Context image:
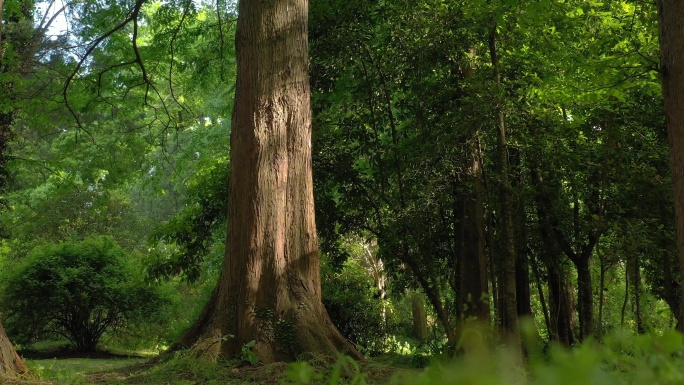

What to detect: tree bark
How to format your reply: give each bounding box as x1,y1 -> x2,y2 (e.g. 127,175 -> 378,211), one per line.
575,256 -> 593,340
531,254 -> 551,338
460,141 -> 490,322
175,0 -> 359,362
597,258 -> 606,339
627,257 -> 645,333
533,168 -> 574,346
488,26 -> 519,344
547,268 -> 575,346
0,321 -> 28,377
657,0 -> 684,333
510,147 -> 532,319
412,294 -> 428,342
621,269 -> 629,327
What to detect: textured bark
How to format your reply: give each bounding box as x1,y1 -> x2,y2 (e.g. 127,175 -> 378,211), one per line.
175,0 -> 359,362
657,0 -> 684,333
0,321 -> 27,377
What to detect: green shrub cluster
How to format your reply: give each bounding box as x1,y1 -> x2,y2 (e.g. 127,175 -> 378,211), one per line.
321,258 -> 393,352
1,236 -> 172,352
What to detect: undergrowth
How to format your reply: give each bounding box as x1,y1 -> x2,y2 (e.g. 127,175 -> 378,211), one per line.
16,330 -> 684,385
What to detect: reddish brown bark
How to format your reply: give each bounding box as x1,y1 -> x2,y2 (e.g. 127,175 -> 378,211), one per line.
657,0 -> 684,333
0,321 -> 28,377
175,0 -> 359,362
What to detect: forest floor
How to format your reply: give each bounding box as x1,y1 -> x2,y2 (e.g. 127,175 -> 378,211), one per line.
1,350 -> 410,385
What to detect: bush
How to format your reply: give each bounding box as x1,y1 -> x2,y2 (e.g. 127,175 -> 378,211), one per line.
322,258 -> 390,352
1,236 -> 168,352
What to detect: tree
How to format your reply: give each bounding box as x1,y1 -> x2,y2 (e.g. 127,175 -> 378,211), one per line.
488,22 -> 519,343
0,321 -> 27,377
2,237 -> 168,352
657,0 -> 684,331
175,0 -> 360,362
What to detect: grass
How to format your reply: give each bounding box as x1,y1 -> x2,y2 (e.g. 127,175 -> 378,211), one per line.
24,357 -> 147,385
10,330 -> 684,385
13,350 -> 404,385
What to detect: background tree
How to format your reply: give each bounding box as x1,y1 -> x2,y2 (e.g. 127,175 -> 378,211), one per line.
657,0 -> 684,331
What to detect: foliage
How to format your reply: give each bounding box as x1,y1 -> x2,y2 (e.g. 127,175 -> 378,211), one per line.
240,340 -> 259,366
14,331 -> 684,385
0,0 -> 679,373
283,331 -> 684,385
26,356 -> 146,384
1,236 -> 171,352
321,256 -> 391,353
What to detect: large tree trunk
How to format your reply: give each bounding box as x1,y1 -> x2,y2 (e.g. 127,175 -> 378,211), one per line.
657,0 -> 684,333
175,0 -> 359,362
0,321 -> 28,377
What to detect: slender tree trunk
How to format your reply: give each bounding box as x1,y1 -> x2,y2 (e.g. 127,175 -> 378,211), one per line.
488,231 -> 500,326
597,259 -> 607,339
460,141 -> 490,323
533,168 -> 574,346
547,265 -> 575,346
488,26 -> 518,344
175,0 -> 359,362
533,168 -> 596,341
627,257 -> 645,333
0,321 -> 27,377
657,0 -> 684,333
621,269 -> 629,327
405,254 -> 456,344
510,147 -> 532,319
412,293 -> 428,342
531,254 -> 551,338
575,257 -> 593,340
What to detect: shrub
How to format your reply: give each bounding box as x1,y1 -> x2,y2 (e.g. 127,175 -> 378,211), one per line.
322,258 -> 390,352
1,236 -> 168,352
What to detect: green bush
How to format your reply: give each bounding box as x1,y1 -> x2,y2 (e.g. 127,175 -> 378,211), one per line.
322,258 -> 390,352
1,236 -> 169,352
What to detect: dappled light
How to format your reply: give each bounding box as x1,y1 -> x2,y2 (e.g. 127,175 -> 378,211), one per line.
0,0 -> 683,383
